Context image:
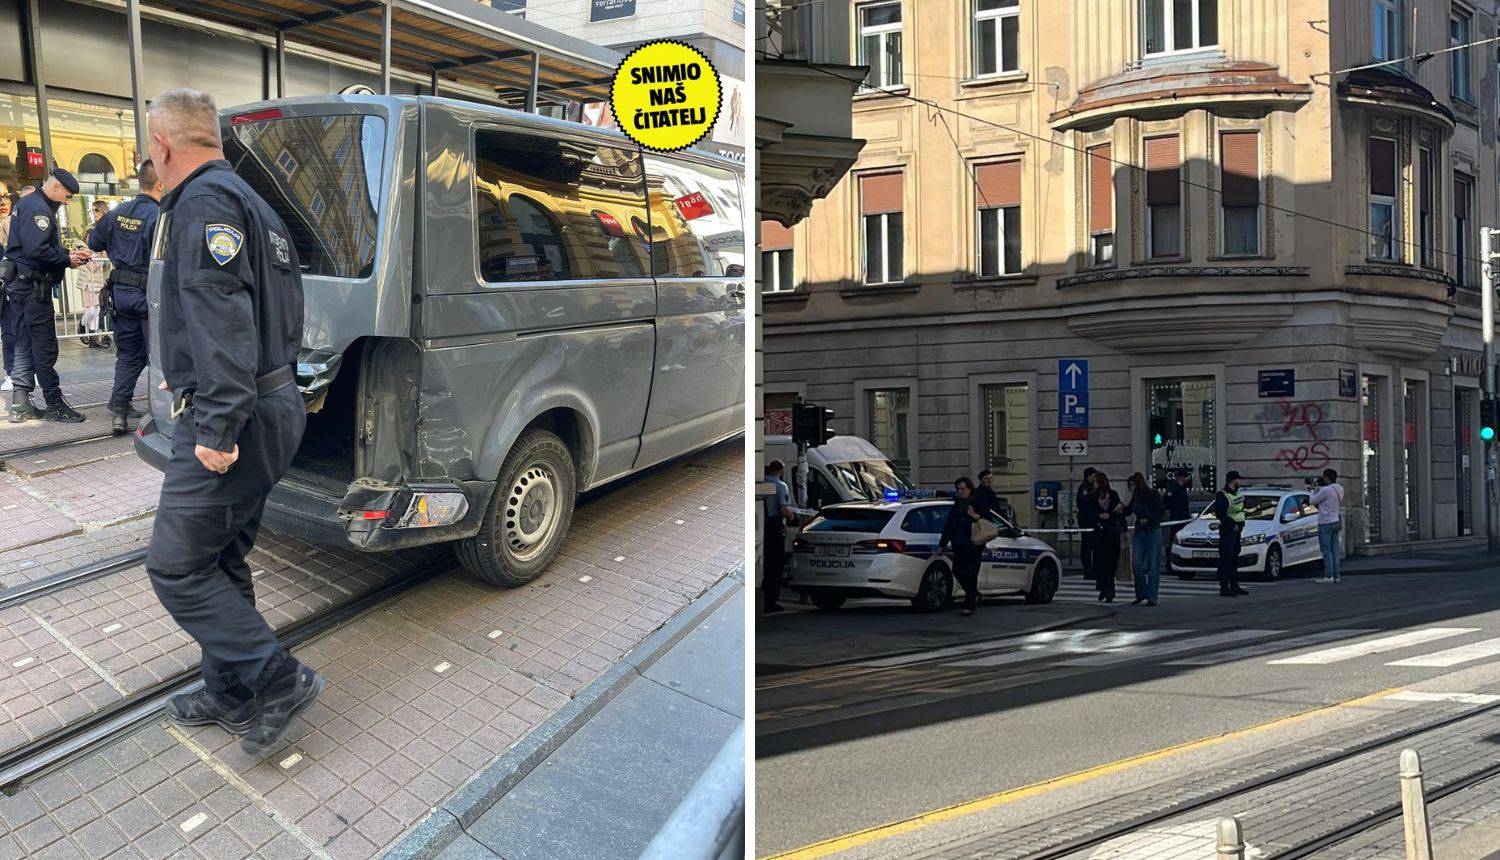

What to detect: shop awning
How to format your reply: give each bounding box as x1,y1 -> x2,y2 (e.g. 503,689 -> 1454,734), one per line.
140,0 -> 618,104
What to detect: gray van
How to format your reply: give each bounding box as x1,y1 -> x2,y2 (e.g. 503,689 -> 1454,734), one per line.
135,96 -> 745,586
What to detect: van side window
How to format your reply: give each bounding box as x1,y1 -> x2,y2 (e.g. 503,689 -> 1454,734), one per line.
223,113 -> 384,278
642,154 -> 744,278
474,128 -> 651,283
901,507 -> 946,535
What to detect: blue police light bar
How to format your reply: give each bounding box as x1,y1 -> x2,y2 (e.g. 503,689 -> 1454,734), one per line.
884,489 -> 901,501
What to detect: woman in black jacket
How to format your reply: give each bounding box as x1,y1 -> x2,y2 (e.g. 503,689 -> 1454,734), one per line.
936,477 -> 984,616
1123,473 -> 1165,605
1088,471 -> 1124,602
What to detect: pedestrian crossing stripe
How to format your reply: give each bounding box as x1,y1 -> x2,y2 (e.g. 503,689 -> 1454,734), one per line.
1166,629 -> 1376,666
1386,635 -> 1500,668
1058,629 -> 1282,667
1267,627 -> 1480,665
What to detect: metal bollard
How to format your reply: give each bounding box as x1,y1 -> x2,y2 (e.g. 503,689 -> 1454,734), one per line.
1400,748 -> 1434,860
1216,816 -> 1245,859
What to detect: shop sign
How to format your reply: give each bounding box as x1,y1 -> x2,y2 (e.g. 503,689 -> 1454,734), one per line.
674,191 -> 714,221
1452,351 -> 1485,378
590,0 -> 634,22
24,147 -> 43,178
593,211 -> 624,237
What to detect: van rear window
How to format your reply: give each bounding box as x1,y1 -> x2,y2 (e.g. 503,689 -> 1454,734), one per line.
223,114 -> 385,278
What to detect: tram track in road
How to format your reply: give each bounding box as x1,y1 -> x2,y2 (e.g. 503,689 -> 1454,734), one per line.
922,695 -> 1500,860
0,430 -> 122,467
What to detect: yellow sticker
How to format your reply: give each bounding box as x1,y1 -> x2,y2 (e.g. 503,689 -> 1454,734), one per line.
610,40 -> 721,153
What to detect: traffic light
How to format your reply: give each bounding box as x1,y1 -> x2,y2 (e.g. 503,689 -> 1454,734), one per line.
791,401 -> 836,447
1482,398 -> 1498,443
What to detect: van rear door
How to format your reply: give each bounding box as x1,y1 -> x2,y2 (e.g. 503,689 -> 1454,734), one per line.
145,97 -> 415,465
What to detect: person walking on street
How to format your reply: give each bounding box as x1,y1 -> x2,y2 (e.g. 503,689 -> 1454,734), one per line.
763,459 -> 795,613
144,88 -> 320,756
1163,467 -> 1192,572
974,469 -> 1001,521
936,477 -> 984,616
1124,473 -> 1165,606
1310,468 -> 1345,583
4,169 -> 91,423
0,193 -> 15,392
1076,467 -> 1098,574
88,159 -> 162,434
1208,471 -> 1250,597
1085,471 -> 1123,602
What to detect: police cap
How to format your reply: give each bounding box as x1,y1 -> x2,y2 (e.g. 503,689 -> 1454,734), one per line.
50,168 -> 78,194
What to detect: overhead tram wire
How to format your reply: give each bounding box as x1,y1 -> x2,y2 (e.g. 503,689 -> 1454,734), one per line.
757,44 -> 1491,273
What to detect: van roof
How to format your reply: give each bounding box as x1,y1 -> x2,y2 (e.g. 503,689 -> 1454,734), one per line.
220,95 -> 744,173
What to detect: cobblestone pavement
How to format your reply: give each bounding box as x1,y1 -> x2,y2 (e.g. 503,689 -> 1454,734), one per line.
0,440 -> 742,859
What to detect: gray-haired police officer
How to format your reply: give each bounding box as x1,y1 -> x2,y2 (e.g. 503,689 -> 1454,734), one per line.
88,159 -> 163,434
145,88 -> 322,755
3,168 -> 90,423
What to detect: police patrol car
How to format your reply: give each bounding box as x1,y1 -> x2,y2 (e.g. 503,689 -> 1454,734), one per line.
1170,485 -> 1323,580
786,499 -> 1062,611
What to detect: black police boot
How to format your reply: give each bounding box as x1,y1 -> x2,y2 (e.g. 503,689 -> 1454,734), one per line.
8,389 -> 37,424
111,412 -> 128,435
124,405 -> 143,419
165,687 -> 258,734
241,663 -> 324,756
40,398 -> 84,424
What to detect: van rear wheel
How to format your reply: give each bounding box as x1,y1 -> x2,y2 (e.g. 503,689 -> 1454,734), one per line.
457,429 -> 577,588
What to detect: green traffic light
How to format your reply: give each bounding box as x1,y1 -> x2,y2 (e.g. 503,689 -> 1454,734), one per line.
1483,426 -> 1496,442
1153,433 -> 1163,446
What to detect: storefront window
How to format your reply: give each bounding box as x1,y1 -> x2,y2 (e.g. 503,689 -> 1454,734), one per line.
1457,389 -> 1473,536
1403,380 -> 1422,539
1362,375 -> 1382,543
1147,377 -> 1216,491
980,382 -> 1029,524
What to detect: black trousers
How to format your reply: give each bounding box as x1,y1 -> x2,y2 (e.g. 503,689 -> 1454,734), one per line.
1,290 -> 12,377
763,518 -> 787,609
1092,532 -> 1119,599
952,545 -> 982,610
109,285 -> 147,414
1079,530 -> 1094,572
148,386 -> 305,694
1218,525 -> 1242,593
5,280 -> 59,401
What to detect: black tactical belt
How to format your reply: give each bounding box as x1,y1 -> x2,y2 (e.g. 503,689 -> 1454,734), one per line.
107,269 -> 147,288
171,365 -> 296,420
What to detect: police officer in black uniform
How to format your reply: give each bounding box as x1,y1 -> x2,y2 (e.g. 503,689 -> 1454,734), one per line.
88,158 -> 163,434
4,168 -> 90,423
145,88 -> 321,755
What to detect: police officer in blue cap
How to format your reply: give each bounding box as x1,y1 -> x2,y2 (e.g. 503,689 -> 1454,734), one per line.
88,159 -> 162,434
3,167 -> 89,423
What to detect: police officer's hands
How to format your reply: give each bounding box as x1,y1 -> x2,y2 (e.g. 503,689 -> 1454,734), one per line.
68,249 -> 91,268
195,444 -> 239,474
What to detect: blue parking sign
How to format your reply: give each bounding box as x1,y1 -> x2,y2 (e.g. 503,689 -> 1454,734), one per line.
1058,359 -> 1089,434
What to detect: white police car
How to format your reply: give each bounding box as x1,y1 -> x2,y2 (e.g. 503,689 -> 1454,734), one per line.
786,499 -> 1062,611
1170,485 -> 1323,580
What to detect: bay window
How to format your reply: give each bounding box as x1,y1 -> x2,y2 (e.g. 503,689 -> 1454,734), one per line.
1088,144 -> 1115,266
1374,0 -> 1401,64
1142,0 -> 1218,57
1146,134 -> 1182,259
1220,131 -> 1260,256
1369,136 -> 1397,261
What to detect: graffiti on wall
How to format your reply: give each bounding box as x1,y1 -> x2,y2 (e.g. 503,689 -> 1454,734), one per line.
1263,399 -> 1331,472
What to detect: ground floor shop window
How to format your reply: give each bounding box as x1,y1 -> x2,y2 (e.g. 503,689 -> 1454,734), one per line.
867,387 -> 912,481
980,382 -> 1029,523
1457,388 -> 1474,536
1403,380 -> 1423,540
1146,377 -> 1216,492
1362,375 -> 1383,543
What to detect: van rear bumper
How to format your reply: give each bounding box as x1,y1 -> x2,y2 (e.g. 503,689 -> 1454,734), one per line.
134,421 -> 493,552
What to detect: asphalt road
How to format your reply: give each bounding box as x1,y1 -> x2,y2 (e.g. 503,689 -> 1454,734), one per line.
754,557 -> 1500,858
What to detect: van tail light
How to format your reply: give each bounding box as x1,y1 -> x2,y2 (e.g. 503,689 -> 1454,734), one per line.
231,109 -> 283,126
856,539 -> 907,554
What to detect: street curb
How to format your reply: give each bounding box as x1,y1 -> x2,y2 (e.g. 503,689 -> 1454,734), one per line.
381,566 -> 743,859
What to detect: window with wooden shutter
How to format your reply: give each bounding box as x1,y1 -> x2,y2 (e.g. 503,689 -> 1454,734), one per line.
861,172 -> 904,284
1368,136 -> 1397,260
1220,132 -> 1259,206
861,172 -> 903,214
975,161 -> 1021,209
1145,135 -> 1180,206
1087,144 -> 1114,266
976,160 -> 1022,276
761,220 -> 793,252
1369,137 -> 1396,197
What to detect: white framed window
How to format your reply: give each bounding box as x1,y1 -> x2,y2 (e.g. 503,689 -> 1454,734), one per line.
1374,0 -> 1402,64
973,0 -> 1019,77
857,1 -> 904,90
1087,144 -> 1115,267
1451,10 -> 1473,102
1220,131 -> 1261,256
1145,134 -> 1182,259
762,249 -> 795,292
978,206 -> 1021,276
1369,135 -> 1398,261
864,213 -> 904,284
1456,173 -> 1473,288
860,172 -> 904,285
1141,0 -> 1218,57
309,191 -> 327,221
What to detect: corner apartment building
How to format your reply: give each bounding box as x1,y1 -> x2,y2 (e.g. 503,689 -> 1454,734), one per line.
761,0 -> 1500,551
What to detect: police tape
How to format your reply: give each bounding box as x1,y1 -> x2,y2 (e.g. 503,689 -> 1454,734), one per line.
1020,518 -> 1197,535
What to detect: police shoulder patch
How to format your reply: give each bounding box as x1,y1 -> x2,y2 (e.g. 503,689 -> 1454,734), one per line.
204,224 -> 244,266
31,214 -> 48,232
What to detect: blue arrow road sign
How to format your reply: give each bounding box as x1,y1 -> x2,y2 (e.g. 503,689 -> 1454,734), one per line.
1058,359 -> 1089,435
